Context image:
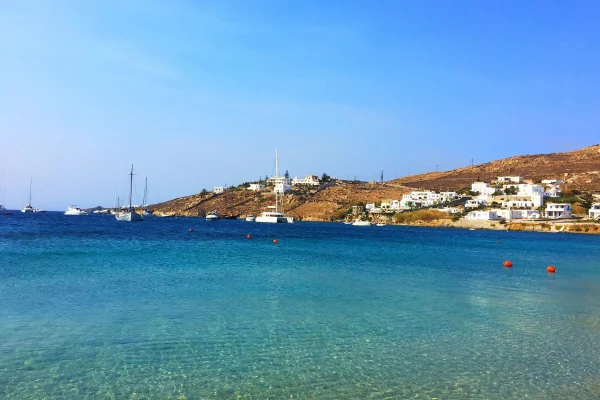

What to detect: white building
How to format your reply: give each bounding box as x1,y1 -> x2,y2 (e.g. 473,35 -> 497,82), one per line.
248,183 -> 265,191
274,183 -> 291,193
440,192 -> 459,203
267,176 -> 291,186
213,186 -> 224,194
380,199 -> 401,211
501,200 -> 534,209
495,209 -> 540,220
292,175 -> 320,186
544,203 -> 572,219
589,203 -> 600,220
436,207 -> 461,214
365,203 -> 375,211
497,176 -> 523,183
465,210 -> 499,220
544,186 -> 562,198
542,179 -> 563,186
471,182 -> 498,196
465,199 -> 487,208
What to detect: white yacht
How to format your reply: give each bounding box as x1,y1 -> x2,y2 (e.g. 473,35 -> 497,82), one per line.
256,148 -> 293,224
21,178 -> 35,213
115,165 -> 143,222
352,220 -> 371,226
65,205 -> 88,216
206,210 -> 219,221
256,207 -> 289,223
245,215 -> 255,222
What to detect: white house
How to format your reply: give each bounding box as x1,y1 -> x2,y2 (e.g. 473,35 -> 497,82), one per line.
365,203 -> 375,211
267,176 -> 291,185
213,186 -> 224,194
465,210 -> 499,220
436,207 -> 461,214
274,183 -> 292,193
544,186 -> 562,198
495,209 -> 540,220
471,182 -> 498,196
380,199 -> 401,211
292,175 -> 320,186
502,200 -> 534,209
440,192 -> 459,203
465,199 -> 487,208
248,183 -> 265,191
497,176 -> 523,183
544,203 -> 572,219
589,203 -> 600,220
542,179 -> 564,186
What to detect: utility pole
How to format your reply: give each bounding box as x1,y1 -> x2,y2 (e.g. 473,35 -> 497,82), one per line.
380,170 -> 384,184
471,158 -> 474,167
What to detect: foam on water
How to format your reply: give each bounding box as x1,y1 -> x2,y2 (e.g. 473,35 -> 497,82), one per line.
1,213 -> 600,398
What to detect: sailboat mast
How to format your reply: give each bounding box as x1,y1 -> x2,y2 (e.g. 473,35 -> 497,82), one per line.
143,177 -> 148,206
29,178 -> 32,204
129,164 -> 134,211
275,148 -> 279,213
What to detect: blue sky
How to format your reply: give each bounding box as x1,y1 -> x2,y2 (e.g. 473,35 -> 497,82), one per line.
1,1 -> 599,210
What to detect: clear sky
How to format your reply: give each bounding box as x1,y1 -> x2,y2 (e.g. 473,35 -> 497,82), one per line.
1,1 -> 599,210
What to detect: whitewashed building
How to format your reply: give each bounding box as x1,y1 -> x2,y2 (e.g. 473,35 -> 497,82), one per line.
501,200 -> 534,209
213,186 -> 224,194
465,210 -> 499,220
542,179 -> 564,186
440,192 -> 459,202
544,186 -> 562,198
495,209 -> 540,220
292,175 -> 320,186
465,199 -> 487,208
366,203 -> 375,211
497,176 -> 523,183
589,204 -> 600,220
274,183 -> 292,193
544,203 -> 572,219
471,182 -> 498,196
248,183 -> 265,191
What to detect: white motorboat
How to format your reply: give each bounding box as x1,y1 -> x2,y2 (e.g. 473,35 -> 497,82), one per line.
115,164 -> 144,222
34,208 -> 46,213
245,215 -> 255,222
256,148 -> 293,224
376,223 -> 386,227
21,178 -> 35,213
64,205 -> 88,216
352,220 -> 371,226
206,210 -> 219,221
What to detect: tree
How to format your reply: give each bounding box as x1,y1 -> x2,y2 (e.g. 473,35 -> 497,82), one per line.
285,170 -> 289,179
200,189 -> 208,196
321,173 -> 331,182
580,193 -> 594,211
504,186 -> 518,195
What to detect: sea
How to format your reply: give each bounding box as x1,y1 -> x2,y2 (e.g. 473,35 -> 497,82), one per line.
1,212 -> 600,399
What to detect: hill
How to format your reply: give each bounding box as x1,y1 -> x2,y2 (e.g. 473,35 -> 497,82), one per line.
390,144 -> 600,191
150,181 -> 413,221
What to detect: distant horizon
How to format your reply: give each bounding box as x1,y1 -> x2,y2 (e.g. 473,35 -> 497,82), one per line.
2,1 -> 600,210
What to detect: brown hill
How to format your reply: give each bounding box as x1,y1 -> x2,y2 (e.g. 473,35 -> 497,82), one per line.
150,181 -> 413,221
390,144 -> 600,191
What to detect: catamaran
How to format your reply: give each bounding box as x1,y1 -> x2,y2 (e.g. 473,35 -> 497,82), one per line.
256,148 -> 293,224
21,178 -> 34,213
115,165 -> 143,222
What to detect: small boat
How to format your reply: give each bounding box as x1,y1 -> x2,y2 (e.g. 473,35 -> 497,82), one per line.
64,205 -> 88,216
115,165 -> 143,222
34,208 -> 46,213
93,209 -> 110,214
469,228 -> 476,231
343,221 -> 352,225
206,210 -> 219,221
0,204 -> 10,215
352,220 -> 371,226
376,223 -> 386,227
245,215 -> 255,222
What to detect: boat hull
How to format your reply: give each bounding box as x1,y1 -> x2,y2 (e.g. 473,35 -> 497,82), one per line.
255,216 -> 288,223
115,212 -> 143,222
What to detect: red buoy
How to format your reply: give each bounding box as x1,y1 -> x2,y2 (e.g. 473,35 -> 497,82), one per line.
503,260 -> 513,268
273,239 -> 278,244
547,265 -> 556,273
246,234 -> 251,239
189,228 -> 193,232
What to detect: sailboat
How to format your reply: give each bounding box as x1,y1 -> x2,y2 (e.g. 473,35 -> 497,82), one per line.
256,148 -> 293,223
115,165 -> 143,222
142,177 -> 152,216
21,178 -> 34,213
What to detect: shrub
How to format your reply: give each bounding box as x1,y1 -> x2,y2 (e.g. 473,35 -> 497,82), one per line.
393,210 -> 450,224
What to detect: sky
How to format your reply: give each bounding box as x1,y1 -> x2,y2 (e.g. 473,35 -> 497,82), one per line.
1,0 -> 599,210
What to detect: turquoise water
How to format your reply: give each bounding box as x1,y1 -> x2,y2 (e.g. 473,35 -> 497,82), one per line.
1,213 -> 600,399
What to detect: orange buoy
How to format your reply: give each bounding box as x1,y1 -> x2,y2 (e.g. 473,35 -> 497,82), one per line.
273,239 -> 278,244
547,265 -> 556,273
246,234 -> 251,239
188,228 -> 193,232
503,260 -> 513,268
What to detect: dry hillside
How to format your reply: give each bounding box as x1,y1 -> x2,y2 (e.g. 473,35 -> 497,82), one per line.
390,144 -> 600,191
150,181 -> 413,221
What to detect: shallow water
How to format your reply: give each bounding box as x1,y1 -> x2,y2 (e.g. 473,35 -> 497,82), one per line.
1,213 -> 600,399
